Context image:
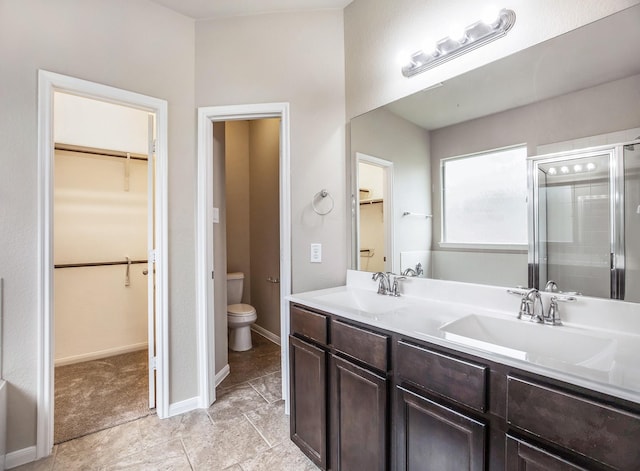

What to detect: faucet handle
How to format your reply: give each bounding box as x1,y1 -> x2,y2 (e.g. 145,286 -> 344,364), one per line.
544,295 -> 576,326
390,275 -> 407,297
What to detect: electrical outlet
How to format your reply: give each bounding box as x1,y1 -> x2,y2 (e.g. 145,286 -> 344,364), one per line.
310,243 -> 322,263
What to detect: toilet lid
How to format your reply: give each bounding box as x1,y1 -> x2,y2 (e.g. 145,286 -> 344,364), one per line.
228,303 -> 256,316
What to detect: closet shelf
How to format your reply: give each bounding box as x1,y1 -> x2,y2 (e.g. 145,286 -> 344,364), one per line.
55,259 -> 147,269
55,143 -> 148,161
360,198 -> 383,205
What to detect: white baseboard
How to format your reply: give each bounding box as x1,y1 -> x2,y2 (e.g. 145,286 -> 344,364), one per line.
168,396 -> 200,417
5,446 -> 36,470
251,324 -> 280,345
215,364 -> 230,387
55,342 -> 148,367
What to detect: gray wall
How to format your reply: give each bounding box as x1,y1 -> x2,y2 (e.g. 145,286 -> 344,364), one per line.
0,0 -> 196,453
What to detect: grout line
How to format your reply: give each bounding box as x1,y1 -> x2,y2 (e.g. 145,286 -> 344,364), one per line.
248,381 -> 272,405
244,412 -> 274,448
179,437 -> 196,471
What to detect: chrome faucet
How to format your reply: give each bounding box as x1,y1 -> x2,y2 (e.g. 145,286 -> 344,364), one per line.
372,272 -> 391,295
402,262 -> 424,277
508,287 -> 577,325
544,280 -> 559,292
372,272 -> 406,296
519,288 -> 544,323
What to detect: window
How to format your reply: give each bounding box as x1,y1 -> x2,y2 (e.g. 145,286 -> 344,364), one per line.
441,145 -> 528,246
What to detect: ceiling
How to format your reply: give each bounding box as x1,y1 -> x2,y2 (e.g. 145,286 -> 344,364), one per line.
149,0 -> 353,20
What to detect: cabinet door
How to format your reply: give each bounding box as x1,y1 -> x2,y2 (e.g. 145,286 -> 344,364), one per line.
506,436 -> 589,471
396,386 -> 486,471
331,354 -> 388,471
289,335 -> 327,469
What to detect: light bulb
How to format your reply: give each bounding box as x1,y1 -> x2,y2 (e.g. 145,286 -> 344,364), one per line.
422,38 -> 439,56
481,5 -> 501,25
449,23 -> 467,43
586,162 -> 596,171
548,167 -> 557,175
560,166 -> 570,174
573,164 -> 583,172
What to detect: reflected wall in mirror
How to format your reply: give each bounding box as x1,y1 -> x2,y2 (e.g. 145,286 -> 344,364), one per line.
349,5 -> 640,300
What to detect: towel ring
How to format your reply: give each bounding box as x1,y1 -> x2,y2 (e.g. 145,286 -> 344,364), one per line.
312,189 -> 334,215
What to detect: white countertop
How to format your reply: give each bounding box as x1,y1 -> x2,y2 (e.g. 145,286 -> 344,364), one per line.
288,270 -> 640,405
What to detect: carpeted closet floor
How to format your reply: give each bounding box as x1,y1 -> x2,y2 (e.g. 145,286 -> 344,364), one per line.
54,349 -> 151,444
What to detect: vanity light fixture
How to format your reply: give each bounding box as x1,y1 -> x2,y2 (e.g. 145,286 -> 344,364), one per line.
401,8 -> 516,78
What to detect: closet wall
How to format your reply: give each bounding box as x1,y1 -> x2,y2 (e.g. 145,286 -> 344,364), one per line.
53,93 -> 150,365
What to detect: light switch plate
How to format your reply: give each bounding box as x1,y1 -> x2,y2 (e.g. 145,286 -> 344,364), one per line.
310,243 -> 322,263
212,207 -> 219,223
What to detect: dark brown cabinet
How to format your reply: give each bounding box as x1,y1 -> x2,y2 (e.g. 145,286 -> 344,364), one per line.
396,386 -> 486,471
289,335 -> 328,469
505,436 -> 589,471
330,354 -> 388,471
289,301 -> 640,471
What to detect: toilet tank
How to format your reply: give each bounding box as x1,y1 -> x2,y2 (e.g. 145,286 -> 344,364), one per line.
227,272 -> 245,305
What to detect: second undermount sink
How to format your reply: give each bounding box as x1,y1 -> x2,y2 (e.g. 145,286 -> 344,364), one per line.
314,289 -> 408,314
440,314 -> 616,371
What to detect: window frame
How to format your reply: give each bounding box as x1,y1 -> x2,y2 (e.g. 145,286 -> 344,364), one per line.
440,144 -> 529,251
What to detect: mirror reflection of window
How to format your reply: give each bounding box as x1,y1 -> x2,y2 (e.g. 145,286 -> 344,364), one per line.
441,146 -> 528,247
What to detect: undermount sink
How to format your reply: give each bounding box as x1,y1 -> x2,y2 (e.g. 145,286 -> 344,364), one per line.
440,314 -> 616,371
314,289 -> 408,314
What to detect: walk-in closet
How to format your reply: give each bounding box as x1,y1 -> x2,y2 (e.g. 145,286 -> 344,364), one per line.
53,92 -> 153,442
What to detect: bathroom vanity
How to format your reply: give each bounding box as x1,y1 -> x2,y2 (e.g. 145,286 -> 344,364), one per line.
287,271 -> 640,471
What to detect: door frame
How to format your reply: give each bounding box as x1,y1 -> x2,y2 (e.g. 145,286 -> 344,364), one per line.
196,103 -> 291,409
36,70 -> 169,458
355,152 -> 394,272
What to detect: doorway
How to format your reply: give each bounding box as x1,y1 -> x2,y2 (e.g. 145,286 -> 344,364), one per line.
37,71 -> 169,458
52,92 -> 153,443
196,104 -> 291,411
355,153 -> 394,273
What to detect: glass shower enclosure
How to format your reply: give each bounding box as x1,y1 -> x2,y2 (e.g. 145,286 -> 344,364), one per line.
529,140 -> 640,301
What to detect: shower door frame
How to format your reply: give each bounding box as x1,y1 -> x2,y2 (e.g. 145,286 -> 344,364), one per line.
528,141 -> 634,299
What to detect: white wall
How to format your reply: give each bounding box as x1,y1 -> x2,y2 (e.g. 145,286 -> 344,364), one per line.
0,0 -> 195,454
344,0 -> 640,119
350,107 -> 431,275
195,10 -> 347,296
54,150 -> 148,364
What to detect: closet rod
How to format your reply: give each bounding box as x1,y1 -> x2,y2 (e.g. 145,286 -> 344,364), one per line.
55,143 -> 148,161
55,259 -> 147,269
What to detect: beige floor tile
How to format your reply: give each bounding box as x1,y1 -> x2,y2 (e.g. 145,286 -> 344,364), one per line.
137,409 -> 213,447
53,420 -> 142,470
104,438 -> 192,470
11,450 -> 56,471
208,383 -> 268,421
237,441 -> 318,471
182,415 -> 269,470
248,372 -> 282,404
244,400 -> 289,447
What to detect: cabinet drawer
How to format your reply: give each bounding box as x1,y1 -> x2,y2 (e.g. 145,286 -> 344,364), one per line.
506,436 -> 589,470
397,340 -> 488,412
507,376 -> 640,471
332,320 -> 389,371
290,304 -> 328,345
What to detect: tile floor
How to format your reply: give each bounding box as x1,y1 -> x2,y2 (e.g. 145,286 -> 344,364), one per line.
16,333 -> 318,470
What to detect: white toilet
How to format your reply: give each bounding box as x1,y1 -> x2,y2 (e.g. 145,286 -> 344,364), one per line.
227,272 -> 257,351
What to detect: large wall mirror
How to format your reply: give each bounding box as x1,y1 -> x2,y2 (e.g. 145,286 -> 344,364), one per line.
349,4 -> 640,301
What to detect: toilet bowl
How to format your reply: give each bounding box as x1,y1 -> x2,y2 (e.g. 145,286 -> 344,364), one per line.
227,272 -> 257,351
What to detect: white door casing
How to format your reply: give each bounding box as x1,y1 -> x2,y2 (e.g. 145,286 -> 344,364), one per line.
37,70 -> 169,458
196,104 -> 292,411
